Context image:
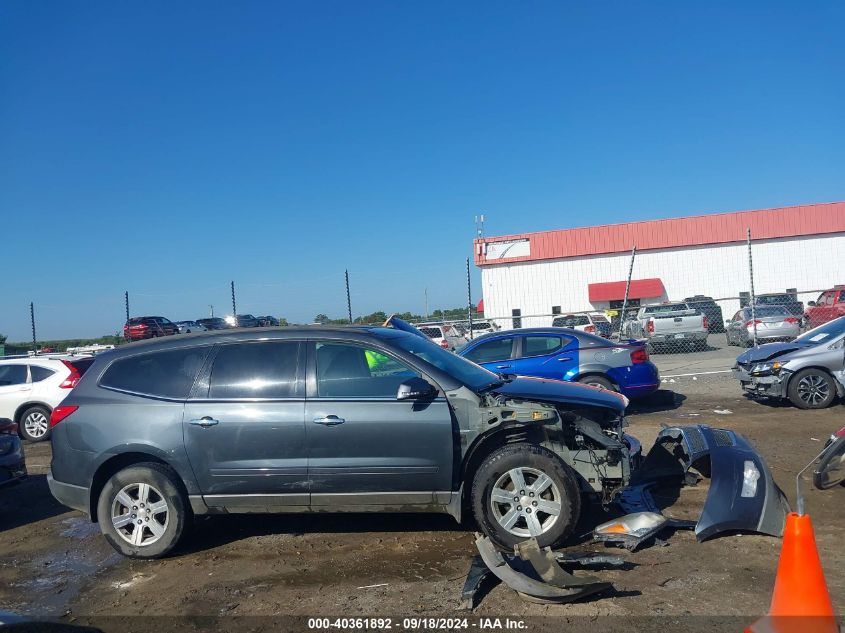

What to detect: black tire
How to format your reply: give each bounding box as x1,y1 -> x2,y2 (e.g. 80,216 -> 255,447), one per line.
577,375 -> 615,391
471,444 -> 580,551
97,463 -> 189,559
19,405 -> 51,442
787,369 -> 837,410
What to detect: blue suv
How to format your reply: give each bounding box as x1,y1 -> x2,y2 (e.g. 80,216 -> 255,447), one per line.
458,327 -> 659,400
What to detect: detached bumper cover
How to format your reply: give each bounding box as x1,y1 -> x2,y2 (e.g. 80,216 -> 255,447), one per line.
634,425 -> 789,541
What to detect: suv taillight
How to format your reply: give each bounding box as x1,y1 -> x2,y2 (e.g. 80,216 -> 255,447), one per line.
50,405 -> 78,428
745,319 -> 762,327
584,325 -> 596,333
439,339 -> 450,349
702,316 -> 709,330
646,319 -> 654,334
59,360 -> 82,389
631,346 -> 649,364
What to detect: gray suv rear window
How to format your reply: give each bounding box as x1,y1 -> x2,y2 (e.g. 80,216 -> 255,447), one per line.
208,342 -> 300,399
101,348 -> 209,399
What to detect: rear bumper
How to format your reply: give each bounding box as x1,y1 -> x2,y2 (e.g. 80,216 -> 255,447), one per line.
649,332 -> 708,344
612,363 -> 660,399
47,470 -> 89,514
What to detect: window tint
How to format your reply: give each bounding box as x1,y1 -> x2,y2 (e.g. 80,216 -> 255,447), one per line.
463,338 -> 514,364
521,336 -> 564,357
316,343 -> 417,398
419,327 -> 443,339
553,315 -> 589,327
30,366 -> 56,382
101,347 -> 208,398
208,342 -> 299,399
0,365 -> 27,386
839,290 -> 845,302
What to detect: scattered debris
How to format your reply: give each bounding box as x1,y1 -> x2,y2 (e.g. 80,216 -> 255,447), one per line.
712,408 -> 733,415
357,583 -> 388,590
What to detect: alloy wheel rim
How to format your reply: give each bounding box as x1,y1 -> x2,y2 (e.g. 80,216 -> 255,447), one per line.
797,375 -> 829,406
490,467 -> 561,538
111,483 -> 169,546
24,411 -> 49,438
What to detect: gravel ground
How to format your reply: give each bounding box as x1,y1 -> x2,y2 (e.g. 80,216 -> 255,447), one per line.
1,382 -> 843,632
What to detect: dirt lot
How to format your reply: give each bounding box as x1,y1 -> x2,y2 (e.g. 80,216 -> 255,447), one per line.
1,377 -> 843,631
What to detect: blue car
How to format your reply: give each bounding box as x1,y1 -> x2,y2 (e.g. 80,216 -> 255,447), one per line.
457,327 -> 660,400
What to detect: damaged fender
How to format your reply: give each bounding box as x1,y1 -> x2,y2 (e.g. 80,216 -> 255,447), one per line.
635,425 -> 790,541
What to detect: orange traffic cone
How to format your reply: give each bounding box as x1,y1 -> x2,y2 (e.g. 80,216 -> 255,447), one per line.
745,512 -> 838,633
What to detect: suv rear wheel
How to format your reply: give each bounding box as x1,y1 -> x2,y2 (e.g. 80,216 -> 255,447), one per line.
471,444 -> 580,551
19,405 -> 51,442
97,463 -> 189,559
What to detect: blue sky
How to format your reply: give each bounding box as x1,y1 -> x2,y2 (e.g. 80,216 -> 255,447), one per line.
1,1 -> 843,341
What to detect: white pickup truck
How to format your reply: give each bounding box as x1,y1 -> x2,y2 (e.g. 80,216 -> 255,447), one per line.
621,302 -> 709,350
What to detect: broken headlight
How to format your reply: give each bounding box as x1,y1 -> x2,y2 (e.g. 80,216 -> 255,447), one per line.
750,361 -> 783,376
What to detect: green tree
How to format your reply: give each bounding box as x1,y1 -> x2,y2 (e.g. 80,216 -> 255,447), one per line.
314,314 -> 329,324
0,333 -> 6,344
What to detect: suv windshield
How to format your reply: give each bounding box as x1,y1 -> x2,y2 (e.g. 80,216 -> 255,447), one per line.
756,295 -> 790,305
387,331 -> 498,391
643,304 -> 689,315
745,306 -> 789,318
796,317 -> 845,344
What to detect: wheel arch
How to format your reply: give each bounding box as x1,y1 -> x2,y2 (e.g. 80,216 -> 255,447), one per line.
14,401 -> 53,437
572,370 -> 618,389
89,452 -> 190,522
787,365 -> 844,398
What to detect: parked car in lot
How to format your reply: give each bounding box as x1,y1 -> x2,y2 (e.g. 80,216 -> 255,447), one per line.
457,327 -> 659,399
469,321 -> 500,336
0,418 -> 26,488
805,286 -> 845,329
725,306 -> 801,346
732,316 -> 845,409
552,313 -> 611,338
683,295 -> 725,333
48,324 -> 641,558
124,316 -> 179,340
416,323 -> 467,350
224,314 -> 260,328
621,303 -> 708,351
0,356 -> 95,441
174,321 -> 208,334
754,293 -> 804,322
196,317 -> 231,330
256,316 -> 280,327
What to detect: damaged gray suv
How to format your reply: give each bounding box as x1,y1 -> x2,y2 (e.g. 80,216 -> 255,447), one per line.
48,323 -> 640,558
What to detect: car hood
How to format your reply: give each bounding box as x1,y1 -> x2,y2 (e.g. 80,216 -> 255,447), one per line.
491,376 -> 628,414
736,341 -> 813,363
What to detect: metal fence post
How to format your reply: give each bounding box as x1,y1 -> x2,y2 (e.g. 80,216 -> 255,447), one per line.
231,281 -> 237,317
620,245 -> 637,335
30,302 -> 37,353
345,270 -> 353,324
466,258 -> 473,340
747,229 -> 757,346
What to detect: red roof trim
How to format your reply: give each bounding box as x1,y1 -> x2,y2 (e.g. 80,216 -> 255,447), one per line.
475,202 -> 845,267
588,278 -> 665,303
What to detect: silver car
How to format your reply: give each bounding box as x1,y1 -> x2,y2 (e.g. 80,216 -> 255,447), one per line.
732,316 -> 845,409
725,305 -> 801,346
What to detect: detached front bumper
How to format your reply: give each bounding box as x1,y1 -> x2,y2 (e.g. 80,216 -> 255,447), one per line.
732,366 -> 789,398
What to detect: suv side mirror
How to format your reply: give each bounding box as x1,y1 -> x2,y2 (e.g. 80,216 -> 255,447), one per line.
808,301 -> 816,307
813,432 -> 845,490
397,377 -> 436,401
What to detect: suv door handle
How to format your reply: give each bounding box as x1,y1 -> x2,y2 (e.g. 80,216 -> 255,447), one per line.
313,415 -> 345,426
189,416 -> 219,428
556,357 -> 573,362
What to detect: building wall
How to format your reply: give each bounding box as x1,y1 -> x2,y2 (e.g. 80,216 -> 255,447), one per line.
480,233 -> 845,328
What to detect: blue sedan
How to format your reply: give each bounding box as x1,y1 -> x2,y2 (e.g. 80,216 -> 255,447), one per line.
457,327 -> 660,400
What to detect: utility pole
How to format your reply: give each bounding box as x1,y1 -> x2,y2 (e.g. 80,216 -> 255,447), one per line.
231,281 -> 237,317
424,288 -> 429,319
209,305 -> 214,317
345,269 -> 352,324
620,245 -> 637,335
124,291 -> 130,323
747,229 -> 758,346
30,302 -> 37,353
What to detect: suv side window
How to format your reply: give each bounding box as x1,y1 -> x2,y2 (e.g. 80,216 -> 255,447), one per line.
463,338 -> 514,364
0,365 -> 28,386
315,343 -> 417,398
209,342 -> 300,399
839,290 -> 845,302
30,366 -> 56,382
521,335 -> 566,357
101,347 -> 209,399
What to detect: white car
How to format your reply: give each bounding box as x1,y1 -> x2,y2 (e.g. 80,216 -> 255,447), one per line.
0,356 -> 95,442
174,320 -> 208,334
469,320 -> 500,336
552,313 -> 612,338
416,323 -> 467,351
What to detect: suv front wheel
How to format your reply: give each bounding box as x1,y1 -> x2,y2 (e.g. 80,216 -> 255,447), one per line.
97,463 -> 189,559
471,444 -> 580,551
